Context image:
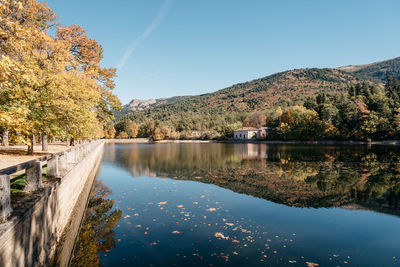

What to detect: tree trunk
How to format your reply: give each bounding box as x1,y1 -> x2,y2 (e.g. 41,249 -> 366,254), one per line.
70,138 -> 75,146
27,135 -> 34,155
51,136 -> 56,144
2,130 -> 9,146
41,133 -> 48,151
32,134 -> 36,145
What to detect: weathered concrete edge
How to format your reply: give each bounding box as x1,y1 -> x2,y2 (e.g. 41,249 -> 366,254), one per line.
50,147 -> 103,267
0,141 -> 104,267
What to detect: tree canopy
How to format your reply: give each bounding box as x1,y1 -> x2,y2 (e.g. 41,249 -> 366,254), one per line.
0,0 -> 121,152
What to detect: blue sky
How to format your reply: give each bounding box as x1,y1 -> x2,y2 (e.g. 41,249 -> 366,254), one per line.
48,0 -> 400,104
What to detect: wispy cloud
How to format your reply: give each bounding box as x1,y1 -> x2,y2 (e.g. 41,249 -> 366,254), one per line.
117,0 -> 173,71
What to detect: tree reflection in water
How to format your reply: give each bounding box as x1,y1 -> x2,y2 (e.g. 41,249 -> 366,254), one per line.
104,143 -> 400,215
70,180 -> 122,267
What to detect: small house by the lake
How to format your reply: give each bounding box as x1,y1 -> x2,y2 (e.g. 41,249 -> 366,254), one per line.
233,127 -> 258,139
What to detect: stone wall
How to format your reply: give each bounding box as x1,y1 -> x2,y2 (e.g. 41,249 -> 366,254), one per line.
0,141 -> 104,267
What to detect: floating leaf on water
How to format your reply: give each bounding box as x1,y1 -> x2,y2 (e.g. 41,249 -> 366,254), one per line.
172,230 -> 181,234
177,205 -> 184,208
207,208 -> 216,212
124,215 -> 131,219
225,223 -> 234,226
193,202 -> 199,204
135,225 -> 142,228
288,261 -> 297,263
232,239 -> 240,243
157,201 -> 167,205
150,242 -> 157,246
200,195 -> 205,199
306,262 -> 319,267
214,232 -> 229,240
233,251 -> 238,255
134,213 -> 139,216
144,232 -> 148,235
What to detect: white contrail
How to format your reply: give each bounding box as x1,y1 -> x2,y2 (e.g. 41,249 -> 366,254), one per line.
117,0 -> 173,71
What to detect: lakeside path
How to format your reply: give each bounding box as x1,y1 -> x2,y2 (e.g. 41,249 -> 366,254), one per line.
0,143 -> 70,169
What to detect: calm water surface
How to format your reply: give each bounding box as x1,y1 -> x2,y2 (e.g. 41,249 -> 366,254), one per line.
71,143 -> 400,266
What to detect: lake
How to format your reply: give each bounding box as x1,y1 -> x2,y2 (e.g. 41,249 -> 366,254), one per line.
70,143 -> 400,266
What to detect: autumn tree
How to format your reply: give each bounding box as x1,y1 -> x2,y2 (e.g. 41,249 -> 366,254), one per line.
0,1 -> 121,153
126,121 -> 139,138
0,0 -> 56,152
280,106 -> 325,140
56,24 -> 121,134
247,111 -> 266,128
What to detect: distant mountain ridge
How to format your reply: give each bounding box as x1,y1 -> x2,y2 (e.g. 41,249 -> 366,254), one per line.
118,96 -> 190,116
118,56 -> 400,121
337,56 -> 400,83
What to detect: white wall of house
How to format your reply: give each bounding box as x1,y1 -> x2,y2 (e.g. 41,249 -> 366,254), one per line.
234,130 -> 258,139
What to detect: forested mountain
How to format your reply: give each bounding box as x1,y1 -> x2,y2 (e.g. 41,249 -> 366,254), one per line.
338,57 -> 400,83
119,57 -> 400,121
121,68 -> 364,121
110,57 -> 400,141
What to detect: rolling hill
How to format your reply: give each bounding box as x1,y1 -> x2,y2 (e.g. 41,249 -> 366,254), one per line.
118,57 -> 400,122
337,56 -> 400,83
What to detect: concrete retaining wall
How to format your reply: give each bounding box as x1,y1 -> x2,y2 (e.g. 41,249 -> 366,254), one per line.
0,141 -> 104,267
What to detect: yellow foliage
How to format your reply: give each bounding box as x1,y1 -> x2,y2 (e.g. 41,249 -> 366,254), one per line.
0,0 -> 120,145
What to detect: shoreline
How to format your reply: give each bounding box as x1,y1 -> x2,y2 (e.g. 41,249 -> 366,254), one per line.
103,138 -> 400,146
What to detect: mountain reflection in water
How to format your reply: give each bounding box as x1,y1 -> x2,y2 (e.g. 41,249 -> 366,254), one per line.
104,143 -> 400,215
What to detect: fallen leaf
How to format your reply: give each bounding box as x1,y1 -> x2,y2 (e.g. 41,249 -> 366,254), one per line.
214,232 -> 229,240
158,201 -> 167,205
